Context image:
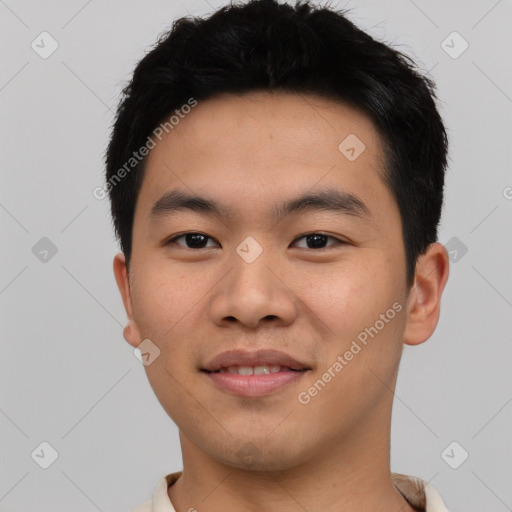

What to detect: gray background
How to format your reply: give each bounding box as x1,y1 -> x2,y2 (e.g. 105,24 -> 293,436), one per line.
1,0 -> 511,510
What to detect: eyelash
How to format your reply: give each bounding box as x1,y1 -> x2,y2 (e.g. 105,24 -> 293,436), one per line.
163,232 -> 347,251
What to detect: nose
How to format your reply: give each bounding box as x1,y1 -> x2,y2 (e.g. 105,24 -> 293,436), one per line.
208,245 -> 298,330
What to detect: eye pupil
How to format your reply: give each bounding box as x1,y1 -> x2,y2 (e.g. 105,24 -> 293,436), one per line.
307,234 -> 328,249
186,233 -> 208,248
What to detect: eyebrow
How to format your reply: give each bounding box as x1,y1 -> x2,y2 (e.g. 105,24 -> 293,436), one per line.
148,187 -> 372,223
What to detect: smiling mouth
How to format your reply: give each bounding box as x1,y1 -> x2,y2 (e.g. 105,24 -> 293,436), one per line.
202,365 -> 307,375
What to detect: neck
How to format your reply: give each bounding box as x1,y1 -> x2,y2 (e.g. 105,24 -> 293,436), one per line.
168,398 -> 416,512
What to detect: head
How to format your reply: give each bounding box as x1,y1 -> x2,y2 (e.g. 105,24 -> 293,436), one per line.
107,0 -> 449,471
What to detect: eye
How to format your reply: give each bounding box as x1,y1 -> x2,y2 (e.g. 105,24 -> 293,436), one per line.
291,232 -> 345,250
163,231 -> 346,251
164,232 -> 219,249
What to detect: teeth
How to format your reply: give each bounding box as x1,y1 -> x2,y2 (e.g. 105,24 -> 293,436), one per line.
218,365 -> 283,375
254,365 -> 270,375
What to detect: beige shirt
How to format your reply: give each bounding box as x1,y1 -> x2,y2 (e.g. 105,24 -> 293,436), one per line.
131,471 -> 450,512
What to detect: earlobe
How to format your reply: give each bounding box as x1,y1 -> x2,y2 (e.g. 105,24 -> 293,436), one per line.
113,253 -> 142,348
123,319 -> 142,349
403,242 -> 450,346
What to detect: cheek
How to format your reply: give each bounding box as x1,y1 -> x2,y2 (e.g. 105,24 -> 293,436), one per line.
303,259 -> 406,377
130,264 -> 208,334
129,265 -> 219,384
296,259 -> 393,335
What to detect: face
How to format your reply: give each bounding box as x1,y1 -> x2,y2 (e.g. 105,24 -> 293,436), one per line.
114,91 -> 435,471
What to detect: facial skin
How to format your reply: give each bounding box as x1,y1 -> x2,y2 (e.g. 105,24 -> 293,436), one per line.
114,91 -> 449,512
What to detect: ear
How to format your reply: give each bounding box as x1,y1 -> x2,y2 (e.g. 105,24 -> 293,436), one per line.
113,252 -> 142,348
403,242 -> 450,346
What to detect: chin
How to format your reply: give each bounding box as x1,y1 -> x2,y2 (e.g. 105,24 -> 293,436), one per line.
206,436 -> 311,473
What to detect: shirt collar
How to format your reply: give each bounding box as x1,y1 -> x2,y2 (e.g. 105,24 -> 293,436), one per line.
139,471 -> 450,512
392,473 -> 450,512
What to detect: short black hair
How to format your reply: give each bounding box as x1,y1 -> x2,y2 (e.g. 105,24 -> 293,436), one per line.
104,0 -> 448,288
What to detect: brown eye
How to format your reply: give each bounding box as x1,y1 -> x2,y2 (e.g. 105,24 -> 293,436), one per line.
292,233 -> 345,250
165,232 -> 219,249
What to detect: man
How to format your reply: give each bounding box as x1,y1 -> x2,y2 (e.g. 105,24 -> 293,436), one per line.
105,0 -> 451,510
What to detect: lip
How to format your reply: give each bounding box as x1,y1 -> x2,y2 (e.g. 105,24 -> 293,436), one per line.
201,349 -> 310,372
203,368 -> 308,397
200,349 -> 311,398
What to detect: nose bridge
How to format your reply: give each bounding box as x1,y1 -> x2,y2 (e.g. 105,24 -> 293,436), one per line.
230,237 -> 279,303
209,236 -> 297,328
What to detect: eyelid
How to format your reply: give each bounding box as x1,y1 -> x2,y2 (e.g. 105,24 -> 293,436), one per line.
290,232 -> 347,249
291,231 -> 347,242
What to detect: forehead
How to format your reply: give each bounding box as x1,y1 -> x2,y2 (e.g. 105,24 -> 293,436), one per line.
136,91 -> 392,223
147,91 -> 383,162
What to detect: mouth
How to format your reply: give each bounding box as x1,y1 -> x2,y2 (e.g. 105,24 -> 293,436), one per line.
201,348 -> 311,373
202,365 -> 307,375
200,349 -> 311,397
